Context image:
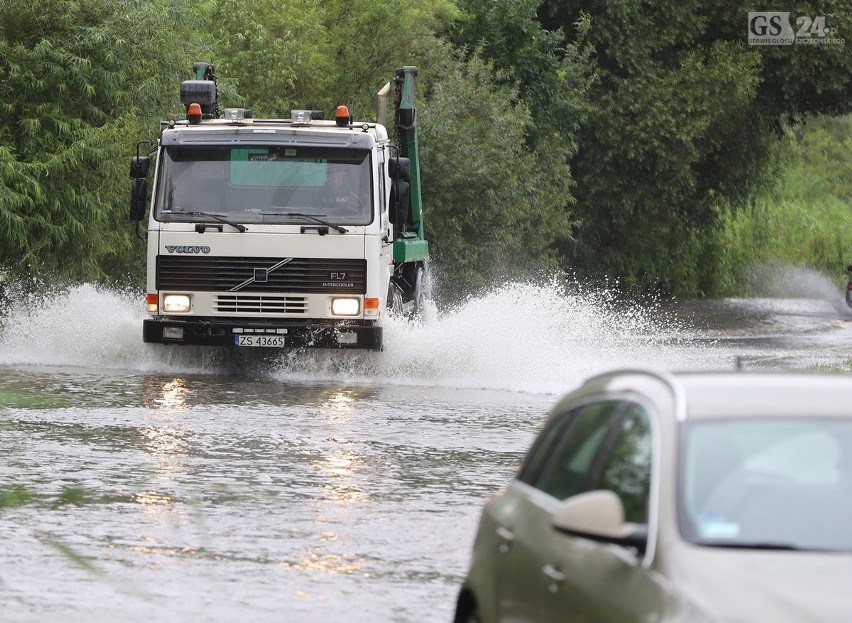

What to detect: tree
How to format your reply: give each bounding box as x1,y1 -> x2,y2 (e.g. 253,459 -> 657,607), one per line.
447,0 -> 592,151
0,0 -> 203,282
200,0 -> 332,116
418,51 -> 576,299
536,0 -> 852,293
202,0 -> 458,120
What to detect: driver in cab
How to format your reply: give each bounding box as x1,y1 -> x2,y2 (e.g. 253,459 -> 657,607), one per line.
318,164 -> 360,213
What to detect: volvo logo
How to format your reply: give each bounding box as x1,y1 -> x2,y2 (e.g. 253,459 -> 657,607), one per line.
229,258 -> 294,292
166,245 -> 210,254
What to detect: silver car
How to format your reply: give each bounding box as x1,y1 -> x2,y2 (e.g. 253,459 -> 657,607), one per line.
455,370 -> 852,623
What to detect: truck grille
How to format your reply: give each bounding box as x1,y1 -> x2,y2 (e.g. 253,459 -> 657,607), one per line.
157,256 -> 367,294
215,295 -> 307,314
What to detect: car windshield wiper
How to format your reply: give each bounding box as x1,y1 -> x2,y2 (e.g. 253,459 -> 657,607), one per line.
260,210 -> 347,234
696,540 -> 828,552
180,211 -> 247,232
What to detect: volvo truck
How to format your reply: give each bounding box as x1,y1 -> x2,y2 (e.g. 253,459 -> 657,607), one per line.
130,63 -> 429,350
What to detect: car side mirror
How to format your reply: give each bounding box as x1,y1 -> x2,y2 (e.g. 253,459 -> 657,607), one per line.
552,490 -> 647,554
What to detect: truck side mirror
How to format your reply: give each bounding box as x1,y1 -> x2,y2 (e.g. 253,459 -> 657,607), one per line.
130,155 -> 150,178
130,155 -> 150,222
388,157 -> 410,181
389,180 -> 409,227
388,156 -> 411,231
131,177 -> 148,221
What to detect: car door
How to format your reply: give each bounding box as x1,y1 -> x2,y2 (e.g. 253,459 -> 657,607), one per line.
491,401 -> 625,622
539,401 -> 673,623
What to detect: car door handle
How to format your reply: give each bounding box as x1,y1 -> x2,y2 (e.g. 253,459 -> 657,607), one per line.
496,526 -> 515,553
542,564 -> 565,584
496,526 -> 515,542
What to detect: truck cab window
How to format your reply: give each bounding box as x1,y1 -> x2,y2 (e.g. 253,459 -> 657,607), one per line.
155,146 -> 373,226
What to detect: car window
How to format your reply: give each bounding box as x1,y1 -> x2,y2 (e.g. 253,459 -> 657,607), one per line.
517,407 -> 579,487
532,401 -> 623,500
597,404 -> 653,523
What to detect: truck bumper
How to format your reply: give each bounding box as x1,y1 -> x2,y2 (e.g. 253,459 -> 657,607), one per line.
143,317 -> 383,350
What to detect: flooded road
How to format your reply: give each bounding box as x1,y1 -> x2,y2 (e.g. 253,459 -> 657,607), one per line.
1,277 -> 852,622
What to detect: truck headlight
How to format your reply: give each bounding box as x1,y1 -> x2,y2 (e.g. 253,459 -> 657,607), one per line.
162,294 -> 192,313
331,297 -> 360,316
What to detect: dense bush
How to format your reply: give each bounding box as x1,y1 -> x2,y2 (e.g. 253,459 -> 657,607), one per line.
0,0 -> 202,282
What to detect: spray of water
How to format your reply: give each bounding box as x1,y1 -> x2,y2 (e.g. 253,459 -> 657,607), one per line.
742,261 -> 844,302
0,282 -> 169,371
0,275 -> 720,393
370,279 -> 707,392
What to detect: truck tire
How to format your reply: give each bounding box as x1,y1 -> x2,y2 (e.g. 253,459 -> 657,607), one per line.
412,266 -> 429,318
387,283 -> 404,316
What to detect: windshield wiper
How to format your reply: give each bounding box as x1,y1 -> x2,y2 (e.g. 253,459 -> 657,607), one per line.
696,540 -> 828,552
260,211 -> 347,234
181,211 -> 247,232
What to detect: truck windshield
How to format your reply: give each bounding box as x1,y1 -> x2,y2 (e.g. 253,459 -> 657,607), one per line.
155,145 -> 373,226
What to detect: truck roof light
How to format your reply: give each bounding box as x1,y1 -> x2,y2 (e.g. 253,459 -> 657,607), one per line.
224,108 -> 252,121
187,102 -> 202,124
291,110 -> 312,124
291,110 -> 324,125
334,105 -> 351,126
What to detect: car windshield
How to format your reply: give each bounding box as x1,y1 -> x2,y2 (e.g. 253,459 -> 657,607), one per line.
154,145 -> 372,225
679,418 -> 852,552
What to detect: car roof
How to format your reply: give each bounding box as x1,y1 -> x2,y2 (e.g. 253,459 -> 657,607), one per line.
578,369 -> 852,421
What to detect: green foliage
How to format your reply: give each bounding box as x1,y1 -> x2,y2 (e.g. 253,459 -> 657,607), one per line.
715,116 -> 852,294
419,52 -> 575,299
200,0 -> 332,116
202,0 -> 457,119
319,0 -> 458,117
0,0 -> 203,283
448,0 -> 592,150
786,117 -> 852,201
538,0 -> 851,294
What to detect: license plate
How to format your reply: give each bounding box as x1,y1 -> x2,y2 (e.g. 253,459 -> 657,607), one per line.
235,335 -> 287,347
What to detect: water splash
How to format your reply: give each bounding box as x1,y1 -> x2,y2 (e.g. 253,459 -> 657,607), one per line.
370,279 -> 706,393
0,277 -> 718,393
0,282 -> 149,369
743,261 -> 844,303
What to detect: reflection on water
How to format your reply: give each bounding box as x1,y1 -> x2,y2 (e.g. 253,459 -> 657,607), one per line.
153,379 -> 190,410
140,426 -> 191,457
325,389 -> 357,413
314,450 -> 365,503
133,491 -> 176,508
280,547 -> 366,576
